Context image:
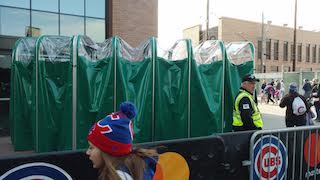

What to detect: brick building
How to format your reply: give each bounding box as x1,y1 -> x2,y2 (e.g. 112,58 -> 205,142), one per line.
183,17 -> 320,73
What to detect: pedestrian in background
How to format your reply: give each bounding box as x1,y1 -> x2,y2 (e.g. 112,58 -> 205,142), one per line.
279,83 -> 310,127
303,79 -> 312,98
86,101 -> 158,180
275,80 -> 281,101
280,79 -> 285,100
232,74 -> 263,131
311,78 -> 320,121
264,83 -> 275,104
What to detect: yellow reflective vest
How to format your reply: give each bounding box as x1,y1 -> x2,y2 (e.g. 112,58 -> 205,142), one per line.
232,89 -> 263,128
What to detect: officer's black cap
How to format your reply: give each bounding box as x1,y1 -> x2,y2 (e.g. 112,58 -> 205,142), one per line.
242,74 -> 260,82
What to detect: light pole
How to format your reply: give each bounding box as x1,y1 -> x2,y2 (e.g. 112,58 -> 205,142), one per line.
261,12 -> 266,73
292,0 -> 297,71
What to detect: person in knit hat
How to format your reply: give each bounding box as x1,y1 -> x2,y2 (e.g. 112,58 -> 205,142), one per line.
279,82 -> 310,127
86,101 -> 158,180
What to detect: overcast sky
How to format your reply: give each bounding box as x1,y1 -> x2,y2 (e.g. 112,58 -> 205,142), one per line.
158,0 -> 320,49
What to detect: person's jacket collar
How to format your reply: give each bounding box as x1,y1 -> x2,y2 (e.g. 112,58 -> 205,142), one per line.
240,87 -> 253,95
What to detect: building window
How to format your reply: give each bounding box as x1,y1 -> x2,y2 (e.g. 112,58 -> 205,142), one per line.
258,40 -> 262,59
0,7 -> 30,37
32,11 -> 59,36
0,0 -> 29,9
32,0 -> 59,13
86,18 -> 105,42
60,15 -> 84,36
298,43 -> 302,62
60,0 -> 84,16
306,44 -> 310,62
266,39 -> 271,60
283,41 -> 288,61
312,45 -> 316,63
274,40 -> 279,60
86,0 -> 105,18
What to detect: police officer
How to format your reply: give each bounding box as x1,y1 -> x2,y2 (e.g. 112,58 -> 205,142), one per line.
233,74 -> 263,131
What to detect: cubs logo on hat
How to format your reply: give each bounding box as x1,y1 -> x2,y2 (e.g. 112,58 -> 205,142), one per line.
87,101 -> 137,156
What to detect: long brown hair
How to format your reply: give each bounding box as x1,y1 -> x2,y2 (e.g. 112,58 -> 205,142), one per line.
98,148 -> 158,180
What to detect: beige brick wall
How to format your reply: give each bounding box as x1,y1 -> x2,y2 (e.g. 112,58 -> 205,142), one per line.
183,17 -> 320,72
183,25 -> 201,47
112,0 -> 158,47
219,17 -> 320,72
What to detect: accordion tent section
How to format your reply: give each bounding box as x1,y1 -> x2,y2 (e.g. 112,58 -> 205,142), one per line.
10,37 -> 37,151
154,39 -> 192,140
224,42 -> 255,132
191,40 -> 225,136
76,36 -> 115,149
35,36 -> 74,152
115,37 -> 155,143
10,36 -> 255,152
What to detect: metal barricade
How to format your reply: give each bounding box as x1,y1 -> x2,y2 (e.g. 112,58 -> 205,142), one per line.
250,126 -> 320,180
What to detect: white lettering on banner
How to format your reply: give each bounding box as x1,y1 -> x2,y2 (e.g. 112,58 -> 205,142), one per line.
305,168 -> 320,178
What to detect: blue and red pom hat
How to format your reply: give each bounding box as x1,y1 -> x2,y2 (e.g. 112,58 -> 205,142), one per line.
87,101 -> 137,156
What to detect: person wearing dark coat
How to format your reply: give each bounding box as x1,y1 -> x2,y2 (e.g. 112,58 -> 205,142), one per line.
279,82 -> 310,127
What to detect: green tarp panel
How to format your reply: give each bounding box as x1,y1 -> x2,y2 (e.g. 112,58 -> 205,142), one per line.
35,36 -> 73,152
191,40 -> 225,136
115,37 -> 154,143
10,38 -> 37,151
224,42 -> 255,132
154,40 -> 190,140
76,36 -> 114,149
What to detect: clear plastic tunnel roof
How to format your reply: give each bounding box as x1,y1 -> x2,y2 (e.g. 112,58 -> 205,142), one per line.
78,35 -> 112,61
38,36 -> 72,62
226,42 -> 254,65
118,38 -> 152,62
158,39 -> 189,61
194,40 -> 223,64
15,37 -> 37,64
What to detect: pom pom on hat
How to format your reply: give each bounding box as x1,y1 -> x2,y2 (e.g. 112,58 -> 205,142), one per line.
87,101 -> 137,156
120,101 -> 137,119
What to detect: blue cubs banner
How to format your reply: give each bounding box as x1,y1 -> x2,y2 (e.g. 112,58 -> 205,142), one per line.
0,162 -> 72,180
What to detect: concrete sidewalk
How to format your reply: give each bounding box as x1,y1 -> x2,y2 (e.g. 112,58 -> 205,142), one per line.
259,103 -> 286,129
259,102 -> 320,129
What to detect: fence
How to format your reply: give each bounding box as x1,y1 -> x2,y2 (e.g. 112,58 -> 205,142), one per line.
250,126 -> 320,180
255,71 -> 320,94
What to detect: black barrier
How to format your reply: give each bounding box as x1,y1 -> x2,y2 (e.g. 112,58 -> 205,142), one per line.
0,131 -> 256,180
0,151 -> 98,179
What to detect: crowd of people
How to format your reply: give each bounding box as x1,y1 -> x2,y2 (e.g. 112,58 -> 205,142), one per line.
259,79 -> 285,104
233,74 -> 320,132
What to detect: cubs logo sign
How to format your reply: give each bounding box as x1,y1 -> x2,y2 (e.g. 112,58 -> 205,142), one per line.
253,135 -> 287,180
0,162 -> 72,180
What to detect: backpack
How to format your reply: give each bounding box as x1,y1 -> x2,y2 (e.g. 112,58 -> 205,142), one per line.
292,96 -> 307,115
